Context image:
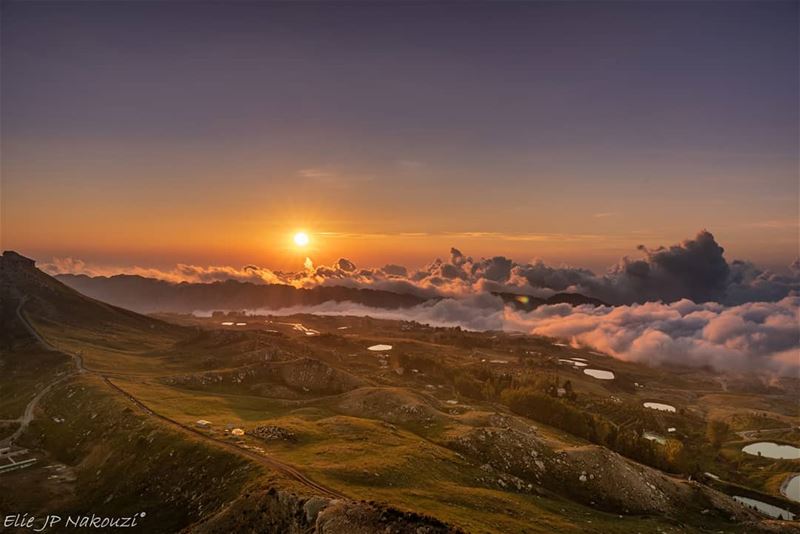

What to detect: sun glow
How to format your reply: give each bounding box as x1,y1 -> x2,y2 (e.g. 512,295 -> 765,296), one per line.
293,232 -> 310,247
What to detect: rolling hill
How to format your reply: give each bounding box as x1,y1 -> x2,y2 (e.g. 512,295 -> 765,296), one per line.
2,251 -> 798,533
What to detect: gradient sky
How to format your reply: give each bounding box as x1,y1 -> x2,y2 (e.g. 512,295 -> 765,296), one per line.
2,1 -> 798,274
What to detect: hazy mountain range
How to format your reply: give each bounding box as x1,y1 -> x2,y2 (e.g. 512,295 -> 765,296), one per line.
55,273 -> 606,315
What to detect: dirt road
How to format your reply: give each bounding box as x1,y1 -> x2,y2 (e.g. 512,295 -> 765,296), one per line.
10,297 -> 346,499
736,427 -> 796,441
0,299 -> 80,447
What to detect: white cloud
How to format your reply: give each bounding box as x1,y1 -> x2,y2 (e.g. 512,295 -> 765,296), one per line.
259,295 -> 800,375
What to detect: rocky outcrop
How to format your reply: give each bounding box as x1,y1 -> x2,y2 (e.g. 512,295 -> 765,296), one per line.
188,488 -> 462,534
163,358 -> 367,395
249,425 -> 297,442
335,388 -> 446,428
446,427 -> 549,489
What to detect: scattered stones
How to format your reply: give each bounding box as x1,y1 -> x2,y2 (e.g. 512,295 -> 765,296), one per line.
249,426 -> 297,442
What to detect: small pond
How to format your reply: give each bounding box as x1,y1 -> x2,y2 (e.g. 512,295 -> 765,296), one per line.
643,402 -> 676,413
733,496 -> 795,520
583,369 -> 615,380
742,442 -> 800,460
782,474 -> 800,503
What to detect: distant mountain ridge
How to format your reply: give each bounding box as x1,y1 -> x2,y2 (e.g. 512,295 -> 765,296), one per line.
56,273 -> 428,314
55,272 -> 610,315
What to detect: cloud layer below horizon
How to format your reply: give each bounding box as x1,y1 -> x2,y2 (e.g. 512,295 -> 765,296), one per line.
253,294 -> 800,375
44,231 -> 799,306
42,230 -> 799,374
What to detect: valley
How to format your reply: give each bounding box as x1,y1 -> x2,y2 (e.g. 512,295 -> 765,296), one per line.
1,252 -> 798,532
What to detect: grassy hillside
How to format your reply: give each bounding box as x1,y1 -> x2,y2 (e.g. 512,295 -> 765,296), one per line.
8,377 -> 263,533
2,254 -> 798,533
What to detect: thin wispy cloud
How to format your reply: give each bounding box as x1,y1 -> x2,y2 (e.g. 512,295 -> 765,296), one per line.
297,167 -> 373,188
297,168 -> 336,179
742,218 -> 799,230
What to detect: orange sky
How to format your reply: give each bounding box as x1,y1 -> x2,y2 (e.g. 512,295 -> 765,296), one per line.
2,2 -> 798,274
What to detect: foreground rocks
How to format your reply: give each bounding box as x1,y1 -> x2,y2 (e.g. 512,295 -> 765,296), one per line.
189,487 -> 463,534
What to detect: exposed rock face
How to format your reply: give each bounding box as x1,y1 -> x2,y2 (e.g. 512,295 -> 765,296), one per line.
278,358 -> 367,394
335,388 -> 446,427
316,500 -> 459,534
1,251 -> 40,297
546,446 -> 772,523
190,488 -> 462,534
443,426 -> 769,524
163,357 -> 367,395
545,445 -> 688,514
1,251 -> 36,270
446,427 -> 549,487
249,425 -> 297,442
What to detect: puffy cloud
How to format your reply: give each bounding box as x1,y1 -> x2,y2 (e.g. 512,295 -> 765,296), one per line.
40,231 -> 800,374
335,258 -> 357,272
43,257 -> 94,275
609,230 -> 731,303
511,260 -> 596,293
381,264 -> 408,277
40,259 -> 286,285
518,297 -> 799,373
724,259 -> 800,304
450,247 -> 470,267
259,295 -> 800,375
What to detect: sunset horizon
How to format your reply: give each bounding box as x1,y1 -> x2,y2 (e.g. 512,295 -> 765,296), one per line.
1,1 -> 798,532
3,2 -> 798,275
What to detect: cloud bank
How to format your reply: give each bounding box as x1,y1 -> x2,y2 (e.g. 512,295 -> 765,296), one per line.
259,295 -> 800,375
42,231 -> 798,374
44,231 -> 799,306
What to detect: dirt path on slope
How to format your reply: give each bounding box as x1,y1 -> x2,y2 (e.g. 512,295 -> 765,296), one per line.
10,297 -> 346,499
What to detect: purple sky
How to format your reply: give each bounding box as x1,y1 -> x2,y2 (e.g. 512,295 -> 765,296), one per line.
2,1 -> 797,273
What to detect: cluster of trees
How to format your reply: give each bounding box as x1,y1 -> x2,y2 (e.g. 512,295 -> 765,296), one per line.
706,419 -> 730,449
500,386 -> 690,472
210,310 -> 248,318
453,367 -> 513,401
424,359 -> 730,477
501,387 -> 596,438
398,353 -> 451,381
454,367 -> 580,402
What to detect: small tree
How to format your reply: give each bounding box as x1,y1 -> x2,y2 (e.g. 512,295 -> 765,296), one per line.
706,419 -> 730,449
454,373 -> 484,400
563,379 -> 576,400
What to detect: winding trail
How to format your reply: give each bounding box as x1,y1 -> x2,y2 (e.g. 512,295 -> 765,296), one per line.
101,376 -> 344,499
735,427 -> 796,441
8,297 -> 346,499
0,298 -> 79,447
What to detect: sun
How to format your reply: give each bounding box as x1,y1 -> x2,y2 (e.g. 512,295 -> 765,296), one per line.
293,232 -> 310,247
